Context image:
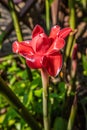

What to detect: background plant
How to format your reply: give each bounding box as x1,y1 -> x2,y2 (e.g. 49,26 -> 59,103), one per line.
0,0 -> 87,130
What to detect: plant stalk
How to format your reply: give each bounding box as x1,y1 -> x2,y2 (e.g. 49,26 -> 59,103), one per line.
51,0 -> 60,25
65,0 -> 76,61
67,95 -> 77,130
0,76 -> 42,130
45,0 -> 50,32
8,0 -> 23,41
41,69 -> 50,130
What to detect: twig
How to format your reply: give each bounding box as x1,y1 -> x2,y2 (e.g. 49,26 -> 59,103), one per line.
19,0 -> 35,17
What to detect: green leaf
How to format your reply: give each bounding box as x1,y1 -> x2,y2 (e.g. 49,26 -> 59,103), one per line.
3,107 -> 17,125
34,88 -> 42,97
53,117 -> 67,130
27,90 -> 34,105
58,82 -> 66,93
48,0 -> 54,5
30,77 -> 42,90
17,70 -> 29,80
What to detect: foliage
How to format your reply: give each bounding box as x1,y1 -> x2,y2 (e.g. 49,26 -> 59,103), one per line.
0,0 -> 87,130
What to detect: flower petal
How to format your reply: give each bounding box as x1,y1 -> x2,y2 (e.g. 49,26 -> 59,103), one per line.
13,41 -> 43,68
47,38 -> 65,54
42,52 -> 62,76
31,33 -> 51,54
49,25 -> 60,39
32,25 -> 45,38
26,54 -> 43,69
12,41 -> 34,56
58,27 -> 72,39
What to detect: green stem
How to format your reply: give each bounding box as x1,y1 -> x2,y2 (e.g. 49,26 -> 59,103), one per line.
8,0 -> 23,41
8,0 -> 33,86
67,95 -> 77,130
68,0 -> 75,29
81,0 -> 87,9
45,0 -> 50,32
0,76 -> 42,130
65,0 -> 76,61
41,69 -> 50,130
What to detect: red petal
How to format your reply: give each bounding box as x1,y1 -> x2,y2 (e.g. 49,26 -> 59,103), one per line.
42,52 -> 62,76
31,33 -> 51,54
13,41 -> 43,68
58,27 -> 72,39
32,25 -> 45,38
49,25 -> 60,39
12,41 -> 34,56
26,54 -> 43,69
47,38 -> 65,54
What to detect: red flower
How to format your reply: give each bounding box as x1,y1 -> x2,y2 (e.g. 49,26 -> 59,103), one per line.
12,25 -> 72,76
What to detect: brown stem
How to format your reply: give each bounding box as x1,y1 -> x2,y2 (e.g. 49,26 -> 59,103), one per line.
51,0 -> 60,25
